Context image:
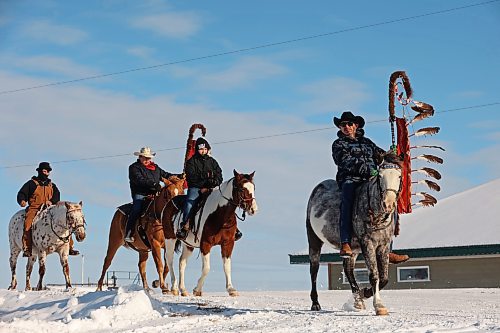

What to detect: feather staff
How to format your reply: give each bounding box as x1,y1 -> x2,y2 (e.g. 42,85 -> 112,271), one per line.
412,179 -> 441,192
413,199 -> 437,207
410,145 -> 446,151
413,192 -> 438,205
408,111 -> 434,124
412,167 -> 442,180
409,127 -> 440,137
411,101 -> 434,113
412,154 -> 444,164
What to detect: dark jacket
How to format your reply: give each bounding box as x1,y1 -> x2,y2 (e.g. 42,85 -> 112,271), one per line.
129,160 -> 174,196
185,153 -> 223,189
17,176 -> 60,205
332,128 -> 385,186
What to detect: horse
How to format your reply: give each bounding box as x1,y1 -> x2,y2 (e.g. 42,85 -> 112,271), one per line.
306,153 -> 402,315
162,169 -> 258,297
8,201 -> 86,291
96,175 -> 184,294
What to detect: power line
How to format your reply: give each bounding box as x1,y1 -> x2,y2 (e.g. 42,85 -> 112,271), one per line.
1,0 -> 498,95
1,102 -> 498,169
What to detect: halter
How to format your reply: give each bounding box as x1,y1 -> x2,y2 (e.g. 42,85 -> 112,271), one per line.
219,177 -> 256,221
49,206 -> 86,243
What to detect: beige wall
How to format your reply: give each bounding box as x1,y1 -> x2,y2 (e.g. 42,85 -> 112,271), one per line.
328,256 -> 500,290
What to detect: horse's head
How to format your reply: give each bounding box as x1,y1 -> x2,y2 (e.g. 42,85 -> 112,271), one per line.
64,201 -> 86,242
377,152 -> 403,213
161,175 -> 185,202
232,169 -> 258,216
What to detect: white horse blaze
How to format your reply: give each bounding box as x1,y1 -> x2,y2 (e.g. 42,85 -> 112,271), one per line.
243,182 -> 258,215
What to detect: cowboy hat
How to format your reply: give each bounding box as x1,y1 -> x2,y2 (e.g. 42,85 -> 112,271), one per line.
333,111 -> 365,128
36,161 -> 52,172
134,147 -> 156,158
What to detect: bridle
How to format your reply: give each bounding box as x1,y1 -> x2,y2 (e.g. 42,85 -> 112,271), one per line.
49,206 -> 86,243
219,177 -> 256,221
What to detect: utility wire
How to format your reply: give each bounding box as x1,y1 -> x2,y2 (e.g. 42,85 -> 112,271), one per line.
0,0 -> 498,95
1,102 -> 498,169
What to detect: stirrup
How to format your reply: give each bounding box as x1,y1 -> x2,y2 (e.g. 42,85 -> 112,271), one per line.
124,230 -> 135,243
69,249 -> 80,256
235,230 -> 243,241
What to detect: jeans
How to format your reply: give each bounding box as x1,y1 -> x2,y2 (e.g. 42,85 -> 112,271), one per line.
182,187 -> 200,224
339,181 -> 361,244
126,194 -> 146,233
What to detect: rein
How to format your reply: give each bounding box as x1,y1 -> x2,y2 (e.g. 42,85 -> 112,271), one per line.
218,177 -> 255,221
49,206 -> 86,243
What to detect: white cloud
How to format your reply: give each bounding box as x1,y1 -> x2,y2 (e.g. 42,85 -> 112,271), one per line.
19,20 -> 87,45
299,77 -> 372,114
126,46 -> 155,61
132,12 -> 201,39
3,54 -> 100,78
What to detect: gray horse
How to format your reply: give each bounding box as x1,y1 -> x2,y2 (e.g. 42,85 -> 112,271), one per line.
306,153 -> 402,315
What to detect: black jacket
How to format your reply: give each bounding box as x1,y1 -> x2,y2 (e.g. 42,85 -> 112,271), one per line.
332,129 -> 385,186
17,176 -> 60,205
185,153 -> 223,189
129,160 -> 174,196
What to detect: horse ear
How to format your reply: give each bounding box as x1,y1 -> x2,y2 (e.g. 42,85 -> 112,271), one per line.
79,201 -> 83,207
249,171 -> 255,180
65,202 -> 71,210
233,169 -> 239,177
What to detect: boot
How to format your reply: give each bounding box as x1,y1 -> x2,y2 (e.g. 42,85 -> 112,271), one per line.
389,252 -> 409,264
176,222 -> 189,240
22,231 -> 32,257
339,242 -> 352,258
69,248 -> 80,256
235,229 -> 243,241
124,229 -> 135,243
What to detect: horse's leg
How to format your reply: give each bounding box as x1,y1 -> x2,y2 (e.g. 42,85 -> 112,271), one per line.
179,244 -> 194,297
25,254 -> 36,291
165,239 -> 178,295
193,251 -> 211,297
343,254 -> 365,310
97,213 -> 125,291
8,246 -> 21,290
36,251 -> 47,291
362,242 -> 387,316
306,218 -> 323,311
372,243 -> 391,315
221,241 -> 238,296
150,240 -> 168,294
58,248 -> 72,289
138,251 -> 150,292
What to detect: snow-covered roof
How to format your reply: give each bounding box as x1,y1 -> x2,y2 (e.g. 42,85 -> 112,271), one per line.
393,178 -> 500,250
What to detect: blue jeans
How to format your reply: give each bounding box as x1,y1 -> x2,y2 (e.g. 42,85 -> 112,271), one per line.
126,194 -> 146,233
340,181 -> 361,244
182,187 -> 200,224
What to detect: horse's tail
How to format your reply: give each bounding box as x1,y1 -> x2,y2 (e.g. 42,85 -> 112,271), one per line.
174,239 -> 182,254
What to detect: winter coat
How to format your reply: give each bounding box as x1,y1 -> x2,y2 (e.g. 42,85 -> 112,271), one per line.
129,160 -> 174,196
185,153 -> 223,189
332,128 -> 385,186
17,176 -> 60,206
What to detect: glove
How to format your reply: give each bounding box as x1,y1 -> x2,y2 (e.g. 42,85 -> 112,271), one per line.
152,183 -> 161,192
206,179 -> 218,188
370,169 -> 379,177
20,200 -> 27,207
199,188 -> 210,194
390,144 -> 397,154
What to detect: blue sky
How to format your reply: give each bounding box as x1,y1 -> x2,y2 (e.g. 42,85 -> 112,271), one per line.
0,1 -> 499,291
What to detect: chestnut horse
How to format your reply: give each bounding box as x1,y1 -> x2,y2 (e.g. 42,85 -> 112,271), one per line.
96,175 -> 184,293
162,170 -> 258,296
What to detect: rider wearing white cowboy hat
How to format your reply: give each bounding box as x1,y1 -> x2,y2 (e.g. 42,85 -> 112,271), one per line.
125,147 -> 182,242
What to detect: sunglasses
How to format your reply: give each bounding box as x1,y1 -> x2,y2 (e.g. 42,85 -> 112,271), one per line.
340,121 -> 355,127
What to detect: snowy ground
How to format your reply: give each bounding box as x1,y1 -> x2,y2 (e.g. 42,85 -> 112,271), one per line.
0,286 -> 499,333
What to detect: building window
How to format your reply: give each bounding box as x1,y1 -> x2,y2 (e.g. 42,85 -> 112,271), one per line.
397,266 -> 430,282
342,268 -> 369,284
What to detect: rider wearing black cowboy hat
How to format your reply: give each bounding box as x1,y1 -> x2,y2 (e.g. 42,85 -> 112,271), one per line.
332,111 -> 409,264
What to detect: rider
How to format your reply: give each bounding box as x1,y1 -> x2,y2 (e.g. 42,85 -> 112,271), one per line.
17,162 -> 79,257
125,147 -> 180,243
332,111 -> 409,264
176,137 -> 241,241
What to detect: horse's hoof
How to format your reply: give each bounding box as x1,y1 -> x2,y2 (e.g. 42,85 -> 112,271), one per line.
193,290 -> 202,297
161,289 -> 169,295
311,303 -> 322,311
354,301 -> 366,310
228,289 -> 239,297
376,307 -> 389,316
171,289 -> 179,296
152,280 -> 160,288
180,290 -> 189,297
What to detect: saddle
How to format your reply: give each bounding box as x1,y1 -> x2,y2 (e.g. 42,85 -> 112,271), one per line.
118,198 -> 156,249
172,191 -> 210,234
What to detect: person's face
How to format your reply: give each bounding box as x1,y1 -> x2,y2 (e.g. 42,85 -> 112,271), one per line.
198,147 -> 208,156
139,156 -> 153,166
340,121 -> 358,138
41,169 -> 50,176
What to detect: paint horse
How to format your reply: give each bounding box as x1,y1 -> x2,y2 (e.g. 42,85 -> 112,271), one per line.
8,201 -> 86,291
96,175 -> 184,293
163,170 -> 258,297
306,153 -> 402,315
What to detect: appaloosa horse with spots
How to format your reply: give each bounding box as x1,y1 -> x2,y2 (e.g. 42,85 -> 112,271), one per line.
162,170 -> 258,297
96,175 -> 184,294
306,153 -> 402,315
8,201 -> 86,291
